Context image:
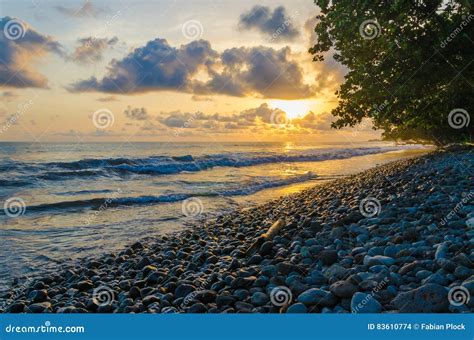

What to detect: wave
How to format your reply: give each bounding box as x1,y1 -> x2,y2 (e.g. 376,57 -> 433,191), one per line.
33,146 -> 405,179
0,172 -> 317,215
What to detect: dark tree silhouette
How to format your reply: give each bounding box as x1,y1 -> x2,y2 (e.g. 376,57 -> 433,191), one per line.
310,0 -> 473,145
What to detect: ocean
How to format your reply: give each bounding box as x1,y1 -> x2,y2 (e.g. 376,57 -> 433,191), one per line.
0,141 -> 430,289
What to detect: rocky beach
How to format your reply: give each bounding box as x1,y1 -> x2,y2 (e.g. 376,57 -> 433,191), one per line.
1,146 -> 473,314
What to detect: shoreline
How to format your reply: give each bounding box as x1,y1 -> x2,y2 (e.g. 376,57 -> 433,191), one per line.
1,146 -> 472,313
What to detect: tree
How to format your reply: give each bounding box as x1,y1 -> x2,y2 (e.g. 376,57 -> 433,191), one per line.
310,0 -> 473,145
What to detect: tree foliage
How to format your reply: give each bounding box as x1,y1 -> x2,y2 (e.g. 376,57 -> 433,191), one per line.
310,0 -> 473,145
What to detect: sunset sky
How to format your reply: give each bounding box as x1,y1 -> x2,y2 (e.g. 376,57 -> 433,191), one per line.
0,0 -> 379,142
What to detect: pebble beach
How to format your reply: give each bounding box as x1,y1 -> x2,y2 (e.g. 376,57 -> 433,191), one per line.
1,146 -> 473,314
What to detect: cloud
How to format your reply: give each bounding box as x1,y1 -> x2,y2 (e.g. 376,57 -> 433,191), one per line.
239,6 -> 299,42
196,46 -> 312,99
292,111 -> 334,131
68,38 -> 313,99
0,17 -> 64,89
1,91 -> 17,101
157,103 -> 290,131
97,95 -> 118,102
124,106 -> 149,120
69,36 -> 118,64
55,1 -> 106,18
68,38 -> 217,93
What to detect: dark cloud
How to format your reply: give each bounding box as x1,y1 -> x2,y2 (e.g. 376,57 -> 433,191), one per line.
124,106 -> 149,120
69,36 -> 118,64
292,111 -> 334,131
157,103 -> 288,131
0,17 -> 63,88
1,91 -> 16,101
68,38 -> 217,93
239,6 -> 299,42
55,1 -> 106,18
195,46 -> 312,99
69,38 -> 312,99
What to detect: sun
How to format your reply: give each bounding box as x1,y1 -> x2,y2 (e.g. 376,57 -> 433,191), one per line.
269,100 -> 311,120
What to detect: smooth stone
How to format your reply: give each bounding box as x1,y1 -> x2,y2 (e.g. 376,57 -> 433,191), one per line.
187,303 -> 207,313
363,255 -> 395,267
235,301 -> 254,312
27,302 -> 51,313
194,290 -> 217,303
454,266 -> 471,280
76,280 -> 94,292
297,288 -> 337,307
286,303 -> 308,313
161,306 -> 179,313
351,292 -> 382,313
306,270 -> 327,285
251,292 -> 269,306
129,286 -> 141,299
421,273 -> 448,286
6,302 -> 25,313
261,265 -> 277,277
392,284 -> 449,312
435,243 -> 449,260
276,262 -> 302,275
56,306 -> 77,313
415,270 -> 432,280
29,289 -> 48,303
259,241 -> 273,256
216,295 -> 236,307
234,289 -> 249,300
384,246 -> 399,258
330,280 -> 358,298
319,250 -> 338,265
324,265 -> 348,280
175,284 -> 195,299
142,295 -> 160,306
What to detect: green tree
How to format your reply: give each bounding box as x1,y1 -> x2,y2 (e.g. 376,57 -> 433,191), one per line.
310,0 -> 473,145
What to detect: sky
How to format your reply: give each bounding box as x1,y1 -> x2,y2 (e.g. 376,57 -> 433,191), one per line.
0,0 -> 380,142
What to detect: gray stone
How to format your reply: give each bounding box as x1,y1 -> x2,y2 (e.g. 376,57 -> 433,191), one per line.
351,292 -> 382,313
364,255 -> 395,267
286,303 -> 308,313
251,292 -> 269,306
392,284 -> 449,312
319,250 -> 338,265
297,288 -> 337,307
175,284 -> 195,299
76,280 -> 94,291
330,280 -> 358,298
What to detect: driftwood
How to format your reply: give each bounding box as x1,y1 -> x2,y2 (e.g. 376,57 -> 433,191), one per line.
245,218 -> 286,256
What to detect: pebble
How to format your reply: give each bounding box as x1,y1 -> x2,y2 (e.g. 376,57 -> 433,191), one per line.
392,284 -> 449,312
351,292 -> 382,313
329,280 -> 358,298
286,303 -> 308,313
3,149 -> 473,314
